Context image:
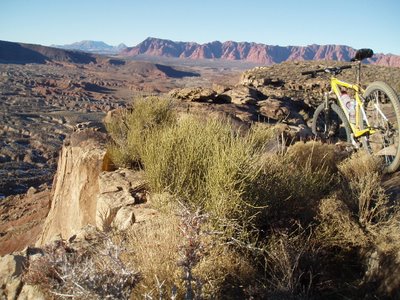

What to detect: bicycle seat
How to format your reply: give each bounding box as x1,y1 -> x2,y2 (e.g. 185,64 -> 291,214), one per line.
351,48 -> 374,61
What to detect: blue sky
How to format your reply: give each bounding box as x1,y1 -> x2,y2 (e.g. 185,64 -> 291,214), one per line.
1,0 -> 399,54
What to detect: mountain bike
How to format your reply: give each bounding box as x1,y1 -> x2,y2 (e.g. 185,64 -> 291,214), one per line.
302,49 -> 400,173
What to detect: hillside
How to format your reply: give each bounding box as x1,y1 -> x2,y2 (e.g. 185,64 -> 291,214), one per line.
121,37 -> 400,67
0,40 -> 97,64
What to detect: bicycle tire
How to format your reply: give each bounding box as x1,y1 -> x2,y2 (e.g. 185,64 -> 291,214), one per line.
312,103 -> 352,143
360,81 -> 400,173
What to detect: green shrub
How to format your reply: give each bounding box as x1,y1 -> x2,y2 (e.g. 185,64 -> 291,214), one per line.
106,96 -> 176,168
140,116 -> 272,228
105,109 -> 132,167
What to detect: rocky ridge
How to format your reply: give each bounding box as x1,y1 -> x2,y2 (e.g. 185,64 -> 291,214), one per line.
121,37 -> 400,67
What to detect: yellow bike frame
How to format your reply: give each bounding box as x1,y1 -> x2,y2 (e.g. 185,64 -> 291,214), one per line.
330,77 -> 375,138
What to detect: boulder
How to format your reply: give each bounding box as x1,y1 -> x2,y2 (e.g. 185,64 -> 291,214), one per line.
212,83 -> 230,94
25,186 -> 37,197
96,168 -> 147,231
219,85 -> 265,105
258,98 -> 290,121
0,254 -> 26,300
168,87 -> 216,102
0,248 -> 47,300
112,206 -> 135,231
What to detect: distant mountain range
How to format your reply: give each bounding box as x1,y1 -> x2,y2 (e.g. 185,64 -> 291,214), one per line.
51,40 -> 127,55
121,37 -> 400,67
1,38 -> 400,67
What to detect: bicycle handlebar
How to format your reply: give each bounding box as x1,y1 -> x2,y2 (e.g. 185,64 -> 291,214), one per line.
301,65 -> 352,76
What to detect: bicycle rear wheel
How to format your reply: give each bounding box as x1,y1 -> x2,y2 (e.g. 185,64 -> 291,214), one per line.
361,81 -> 400,173
312,103 -> 352,143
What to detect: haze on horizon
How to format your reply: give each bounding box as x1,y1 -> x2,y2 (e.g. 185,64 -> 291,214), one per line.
1,0 -> 399,55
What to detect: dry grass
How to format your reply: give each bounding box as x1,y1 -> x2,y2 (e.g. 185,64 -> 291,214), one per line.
194,241 -> 258,299
365,212 -> 400,297
315,196 -> 369,250
123,210 -> 181,299
286,140 -> 347,174
248,140 -> 345,227
122,202 -> 261,299
338,151 -> 391,228
23,230 -> 139,300
263,229 -> 314,298
312,151 -> 400,297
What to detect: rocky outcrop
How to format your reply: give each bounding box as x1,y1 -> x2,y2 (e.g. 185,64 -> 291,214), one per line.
219,85 -> 266,105
38,129 -> 108,245
168,87 -> 217,102
239,61 -> 400,110
0,125 -> 157,298
167,85 -> 313,143
121,37 -> 400,67
96,168 -> 147,231
37,128 -> 154,245
0,249 -> 46,300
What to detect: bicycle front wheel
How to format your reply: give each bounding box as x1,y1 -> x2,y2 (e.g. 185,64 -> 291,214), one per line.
361,81 -> 400,173
312,103 -> 352,144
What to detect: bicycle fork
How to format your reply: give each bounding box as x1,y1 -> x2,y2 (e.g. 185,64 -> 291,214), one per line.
323,92 -> 331,136
322,92 -> 339,138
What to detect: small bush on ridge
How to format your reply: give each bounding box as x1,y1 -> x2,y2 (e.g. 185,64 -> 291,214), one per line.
106,96 -> 176,168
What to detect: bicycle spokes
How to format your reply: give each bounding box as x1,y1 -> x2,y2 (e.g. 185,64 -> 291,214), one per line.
312,103 -> 351,144
364,89 -> 399,167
